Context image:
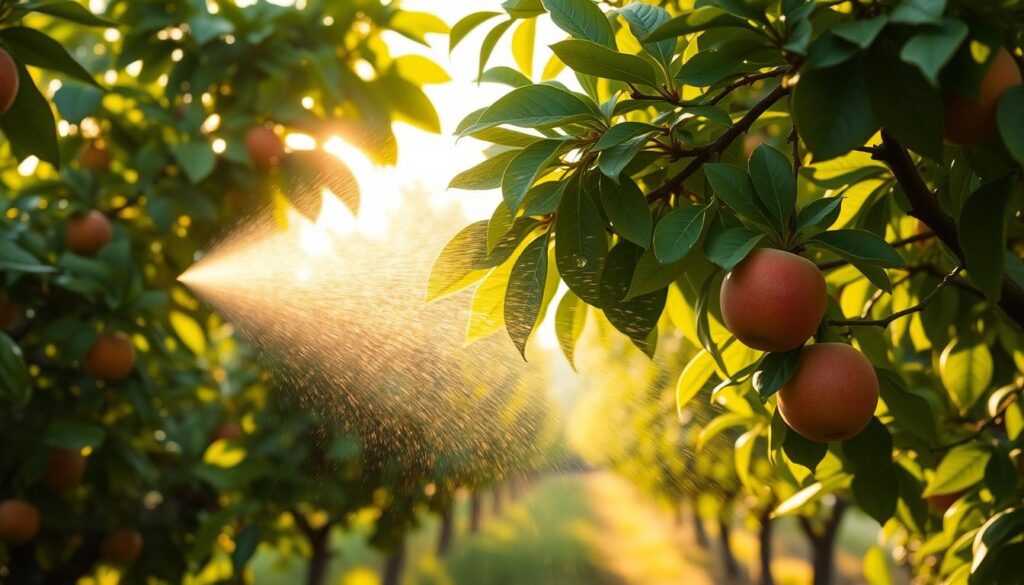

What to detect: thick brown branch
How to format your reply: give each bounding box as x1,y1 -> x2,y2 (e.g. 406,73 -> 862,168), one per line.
647,83 -> 791,202
875,133 -> 1024,329
829,265 -> 962,328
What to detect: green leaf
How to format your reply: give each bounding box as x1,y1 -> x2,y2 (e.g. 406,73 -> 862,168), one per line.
390,10 -> 449,45
598,135 -> 645,180
449,150 -> 520,190
45,420 -> 106,450
793,56 -> 879,161
555,290 -> 587,369
753,348 -> 802,402
939,340 -> 993,412
502,0 -> 545,18
541,0 -> 616,48
505,233 -> 550,357
677,350 -> 714,414
653,205 -> 706,263
831,16 -> 887,48
0,333 -> 30,407
53,81 -> 102,124
0,64 -> 58,166
703,163 -> 775,230
843,418 -> 893,469
704,227 -> 764,271
616,3 -> 674,68
0,239 -> 55,273
748,143 -> 796,226
866,40 -> 944,161
852,470 -> 898,525
600,241 -> 666,352
502,139 -> 569,212
172,142 -> 216,184
0,27 -> 99,87
675,49 -> 760,87
555,173 -> 608,306
523,181 -> 565,215
598,175 -> 652,247
512,18 -> 536,79
809,229 -> 905,268
890,0 -> 945,25
647,7 -> 744,41
450,11 -> 501,54
783,426 -> 828,470
923,442 -> 990,496
379,76 -> 440,133
21,1 -> 117,26
998,86 -> 1024,165
876,369 -> 937,443
803,32 -> 860,71
478,20 -> 514,82
427,222 -> 489,302
459,84 -> 598,135
900,18 -> 968,86
958,175 -> 1015,299
593,121 -> 660,151
797,197 -> 843,232
627,247 -> 690,299
971,509 -> 1024,578
550,39 -> 658,87
487,203 -> 514,254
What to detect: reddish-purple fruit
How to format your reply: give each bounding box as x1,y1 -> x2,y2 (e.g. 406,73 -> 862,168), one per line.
0,48 -> 20,115
0,500 -> 40,545
245,127 -> 284,171
102,529 -> 143,563
41,448 -> 87,492
944,47 -> 1022,145
720,248 -> 827,352
66,211 -> 113,257
85,331 -> 136,381
78,141 -> 113,172
777,343 -> 879,442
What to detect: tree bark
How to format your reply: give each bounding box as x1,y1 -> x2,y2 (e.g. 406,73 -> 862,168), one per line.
306,527 -> 331,585
381,538 -> 407,585
718,517 -> 740,579
436,505 -> 454,556
470,491 -> 483,534
758,510 -> 775,585
492,486 -> 503,516
798,500 -> 847,585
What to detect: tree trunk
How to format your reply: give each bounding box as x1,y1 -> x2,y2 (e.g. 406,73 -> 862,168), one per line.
692,509 -> 709,549
381,538 -> 407,585
798,500 -> 847,585
718,518 -> 740,579
758,510 -> 775,585
470,492 -> 483,534
306,528 -> 331,585
436,505 -> 454,556
492,486 -> 503,516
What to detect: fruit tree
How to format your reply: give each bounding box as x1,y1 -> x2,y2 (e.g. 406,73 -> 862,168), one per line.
440,0 -> 1024,583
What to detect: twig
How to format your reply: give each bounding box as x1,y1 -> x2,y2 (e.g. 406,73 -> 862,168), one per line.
932,384 -> 1023,451
829,265 -> 962,327
874,132 -> 1024,328
646,83 -> 791,202
706,67 -> 788,106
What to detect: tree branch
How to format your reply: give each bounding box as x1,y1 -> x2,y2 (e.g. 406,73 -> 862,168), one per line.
829,265 -> 962,328
707,67 -> 788,106
647,83 -> 791,202
874,132 -> 1024,329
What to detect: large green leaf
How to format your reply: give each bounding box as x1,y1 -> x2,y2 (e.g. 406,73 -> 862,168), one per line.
748,143 -> 796,226
653,205 -> 707,263
0,64 -> 59,166
427,222 -> 489,302
647,7 -> 744,41
450,11 -> 502,54
459,84 -> 598,135
809,229 -> 905,268
593,121 -> 660,151
541,0 -> 616,48
704,227 -> 763,271
550,40 -> 658,87
703,163 -> 775,230
939,340 -> 993,412
554,290 -> 587,369
958,175 -> 1015,300
923,442 -> 989,496
505,233 -> 551,357
45,420 -> 106,450
831,16 -> 887,49
876,369 -> 937,443
172,142 -> 217,184
616,3 -> 674,68
449,150 -> 520,190
866,40 -> 943,161
793,56 -> 879,161
555,173 -> 608,306
597,175 -> 652,247
900,17 -> 968,86
600,241 -> 666,352
753,348 -> 802,402
0,333 -> 30,407
890,0 -> 945,25
783,426 -> 828,470
0,27 -> 99,87
998,86 -> 1024,165
502,139 -> 569,212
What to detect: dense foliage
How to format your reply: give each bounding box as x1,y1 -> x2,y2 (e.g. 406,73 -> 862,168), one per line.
439,1 -> 1024,583
0,1 -> 557,584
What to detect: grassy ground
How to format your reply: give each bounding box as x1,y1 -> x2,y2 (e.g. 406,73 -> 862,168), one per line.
251,472 -> 890,585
